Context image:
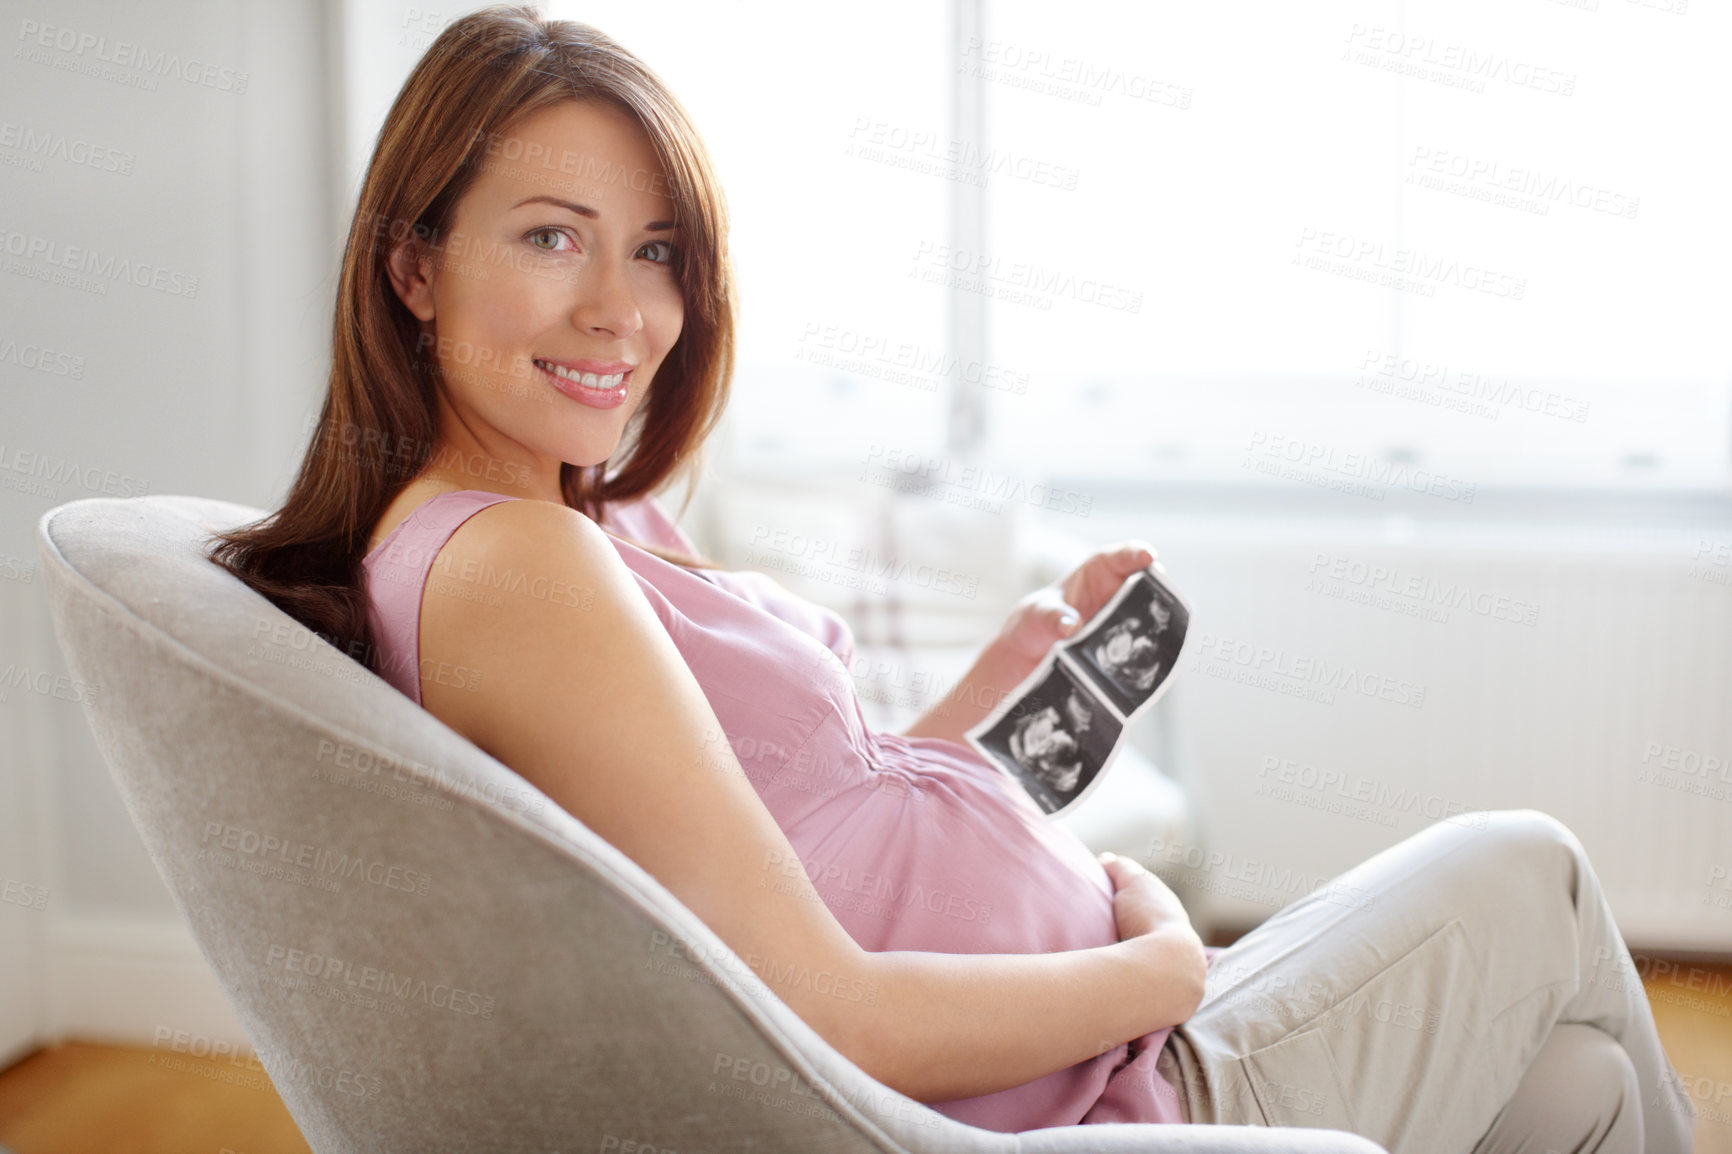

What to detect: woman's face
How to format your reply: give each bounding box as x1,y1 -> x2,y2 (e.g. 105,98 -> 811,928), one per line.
388,99 -> 685,481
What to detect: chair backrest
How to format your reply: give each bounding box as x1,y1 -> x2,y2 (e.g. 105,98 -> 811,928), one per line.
34,494 -> 1389,1154
32,494 -> 997,1154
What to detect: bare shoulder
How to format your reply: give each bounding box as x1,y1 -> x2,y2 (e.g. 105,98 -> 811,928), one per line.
444,494 -> 607,557
410,490 -> 880,1071
415,497 -> 623,746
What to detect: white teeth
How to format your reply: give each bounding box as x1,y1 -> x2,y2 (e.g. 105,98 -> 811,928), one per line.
537,360 -> 626,390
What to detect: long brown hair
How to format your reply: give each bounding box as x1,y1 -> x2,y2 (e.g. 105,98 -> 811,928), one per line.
207,4 -> 733,672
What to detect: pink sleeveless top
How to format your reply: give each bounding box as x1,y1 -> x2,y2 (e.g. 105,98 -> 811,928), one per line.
360,488 -> 1186,1131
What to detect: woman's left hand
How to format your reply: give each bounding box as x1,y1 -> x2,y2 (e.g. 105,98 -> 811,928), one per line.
994,540 -> 1164,669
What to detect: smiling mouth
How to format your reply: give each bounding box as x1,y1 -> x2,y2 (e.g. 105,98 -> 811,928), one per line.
533,359 -> 628,391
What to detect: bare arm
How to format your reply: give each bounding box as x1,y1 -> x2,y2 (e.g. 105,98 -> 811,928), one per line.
904,542 -> 1162,749
900,631 -> 1032,748
861,925 -> 1203,1101
418,500 -> 1202,1102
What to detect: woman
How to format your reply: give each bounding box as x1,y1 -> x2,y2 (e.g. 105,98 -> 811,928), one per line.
208,7 -> 1695,1152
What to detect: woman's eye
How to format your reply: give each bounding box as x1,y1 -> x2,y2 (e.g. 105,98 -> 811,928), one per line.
639,239 -> 678,265
526,227 -> 573,252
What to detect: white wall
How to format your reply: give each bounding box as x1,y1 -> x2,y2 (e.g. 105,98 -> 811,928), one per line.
1070,500 -> 1732,949
0,0 -> 335,1056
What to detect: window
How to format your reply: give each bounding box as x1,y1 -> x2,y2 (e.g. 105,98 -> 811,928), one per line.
981,0 -> 1731,493
412,0 -> 1730,497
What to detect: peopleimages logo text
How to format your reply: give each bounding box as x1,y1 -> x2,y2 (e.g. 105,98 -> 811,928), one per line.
16,20 -> 249,93
0,228 -> 199,298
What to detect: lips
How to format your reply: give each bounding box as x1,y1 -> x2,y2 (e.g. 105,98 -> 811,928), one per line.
533,358 -> 631,391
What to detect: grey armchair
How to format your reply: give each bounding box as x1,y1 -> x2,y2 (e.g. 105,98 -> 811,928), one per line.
34,494 -> 1386,1154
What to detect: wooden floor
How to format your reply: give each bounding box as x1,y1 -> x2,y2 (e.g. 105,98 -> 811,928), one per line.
0,962 -> 1727,1152
0,1040 -> 311,1154
1640,956 -> 1732,1154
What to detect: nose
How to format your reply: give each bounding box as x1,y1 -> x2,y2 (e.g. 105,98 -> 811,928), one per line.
568,248 -> 643,339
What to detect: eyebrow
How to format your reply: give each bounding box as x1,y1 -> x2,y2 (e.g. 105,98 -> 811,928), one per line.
511,194 -> 676,231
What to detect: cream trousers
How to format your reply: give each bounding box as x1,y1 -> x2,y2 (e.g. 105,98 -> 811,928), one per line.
1154,809 -> 1697,1154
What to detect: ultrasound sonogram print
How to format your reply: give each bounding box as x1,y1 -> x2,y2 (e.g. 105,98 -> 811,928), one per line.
1063,569 -> 1190,719
1094,612 -> 1166,692
965,565 -> 1193,817
975,659 -> 1122,816
1009,687 -> 1093,794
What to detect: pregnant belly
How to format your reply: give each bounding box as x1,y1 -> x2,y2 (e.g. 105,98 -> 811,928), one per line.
782,729 -> 1120,959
